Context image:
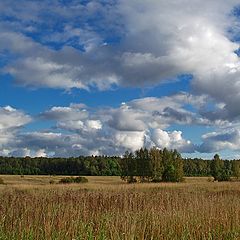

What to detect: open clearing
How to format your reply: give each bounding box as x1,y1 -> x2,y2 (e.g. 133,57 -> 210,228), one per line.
0,175 -> 239,239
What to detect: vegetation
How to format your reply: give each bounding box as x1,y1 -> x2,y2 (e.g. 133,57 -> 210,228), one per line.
59,176 -> 88,184
210,154 -> 231,181
184,158 -> 240,180
232,160 -> 240,179
0,176 -> 239,239
0,149 -> 240,182
0,156 -> 121,176
121,147 -> 184,183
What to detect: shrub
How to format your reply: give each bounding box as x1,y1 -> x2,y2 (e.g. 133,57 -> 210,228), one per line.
59,177 -> 74,184
74,176 -> 88,183
59,176 -> 88,184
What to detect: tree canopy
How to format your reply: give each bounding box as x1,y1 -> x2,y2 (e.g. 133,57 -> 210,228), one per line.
121,147 -> 184,183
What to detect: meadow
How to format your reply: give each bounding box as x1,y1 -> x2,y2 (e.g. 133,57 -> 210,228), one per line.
0,175 -> 239,240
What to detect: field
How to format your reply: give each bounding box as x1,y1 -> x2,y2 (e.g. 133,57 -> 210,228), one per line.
0,175 -> 239,240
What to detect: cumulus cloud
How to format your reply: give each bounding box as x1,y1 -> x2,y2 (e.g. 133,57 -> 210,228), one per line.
114,131 -> 145,152
150,129 -> 195,153
125,93 -> 211,128
32,96 -> 198,156
0,93 -> 201,157
108,106 -> 147,132
0,106 -> 31,130
2,1 -> 240,156
10,148 -> 47,158
14,131 -> 115,157
199,129 -> 240,153
0,106 -> 31,145
1,94 -> 238,157
41,104 -> 89,121
1,0 -> 240,98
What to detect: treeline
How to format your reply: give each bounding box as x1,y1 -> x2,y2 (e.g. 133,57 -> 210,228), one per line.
0,150 -> 240,180
184,156 -> 240,179
121,150 -> 240,182
0,156 -> 121,176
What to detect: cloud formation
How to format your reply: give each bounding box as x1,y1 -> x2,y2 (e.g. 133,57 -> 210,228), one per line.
1,1 -> 240,157
0,1 -> 239,94
1,92 -> 240,157
199,129 -> 240,153
0,93 -> 202,157
0,106 -> 31,155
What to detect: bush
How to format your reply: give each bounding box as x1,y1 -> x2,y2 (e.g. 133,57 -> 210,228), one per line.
59,176 -> 88,184
59,177 -> 74,184
0,178 -> 4,184
74,176 -> 88,183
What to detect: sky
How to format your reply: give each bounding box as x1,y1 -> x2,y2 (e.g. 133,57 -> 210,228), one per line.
1,0 -> 240,159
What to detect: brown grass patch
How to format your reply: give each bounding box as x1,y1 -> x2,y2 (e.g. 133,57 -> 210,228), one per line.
0,175 -> 239,239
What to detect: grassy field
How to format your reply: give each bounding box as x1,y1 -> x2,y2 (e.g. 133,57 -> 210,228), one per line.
0,175 -> 239,239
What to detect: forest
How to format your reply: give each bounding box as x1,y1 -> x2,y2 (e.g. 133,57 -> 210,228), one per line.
0,148 -> 239,181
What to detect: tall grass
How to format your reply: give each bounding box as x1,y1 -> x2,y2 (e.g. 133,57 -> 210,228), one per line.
0,181 -> 239,239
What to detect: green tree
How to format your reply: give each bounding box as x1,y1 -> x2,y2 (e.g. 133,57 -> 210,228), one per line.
232,160 -> 240,179
162,149 -> 184,182
210,154 -> 231,181
121,151 -> 136,183
135,148 -> 150,182
211,154 -> 223,181
149,147 -> 163,182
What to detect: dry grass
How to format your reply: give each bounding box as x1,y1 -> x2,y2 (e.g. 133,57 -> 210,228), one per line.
0,175 -> 239,239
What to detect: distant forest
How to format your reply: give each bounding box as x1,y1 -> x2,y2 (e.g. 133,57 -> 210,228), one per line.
0,148 -> 239,179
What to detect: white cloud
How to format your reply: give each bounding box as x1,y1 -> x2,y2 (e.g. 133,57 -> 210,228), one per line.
114,131 -> 145,152
0,106 -> 31,145
1,0 -> 240,98
41,105 -> 89,121
86,120 -> 102,130
27,98 -> 197,156
2,1 -> 240,156
199,129 -> 240,153
6,57 -> 87,89
108,107 -> 147,132
150,129 -> 194,153
0,106 -> 31,130
0,95 -> 200,157
11,148 -> 47,158
3,93 -> 240,157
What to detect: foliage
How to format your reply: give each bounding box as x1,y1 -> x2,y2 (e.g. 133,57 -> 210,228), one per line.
0,154 -> 239,179
120,151 -> 136,183
121,147 -> 184,183
232,160 -> 240,179
183,158 -> 211,176
210,154 -> 231,181
59,176 -> 88,184
0,156 -> 121,176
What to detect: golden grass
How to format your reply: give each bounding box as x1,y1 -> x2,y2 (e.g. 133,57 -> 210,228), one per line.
0,175 -> 239,239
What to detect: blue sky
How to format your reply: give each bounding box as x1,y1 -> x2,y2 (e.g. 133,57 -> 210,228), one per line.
1,0 -> 240,158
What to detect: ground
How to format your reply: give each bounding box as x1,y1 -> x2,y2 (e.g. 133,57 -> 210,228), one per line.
0,175 -> 239,239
